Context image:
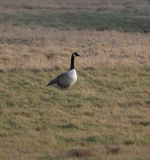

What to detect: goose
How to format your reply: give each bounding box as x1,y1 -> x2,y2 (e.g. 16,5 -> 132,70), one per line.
47,52 -> 80,89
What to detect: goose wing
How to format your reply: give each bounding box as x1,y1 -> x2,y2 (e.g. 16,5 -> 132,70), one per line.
47,72 -> 69,87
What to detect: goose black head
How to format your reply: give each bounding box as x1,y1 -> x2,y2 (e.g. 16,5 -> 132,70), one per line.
72,52 -> 80,57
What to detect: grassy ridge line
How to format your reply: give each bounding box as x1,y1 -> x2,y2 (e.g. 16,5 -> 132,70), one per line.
0,0 -> 149,10
0,9 -> 150,32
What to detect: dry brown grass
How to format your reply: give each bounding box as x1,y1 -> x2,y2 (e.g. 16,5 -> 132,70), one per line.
67,147 -> 100,158
0,24 -> 150,72
0,25 -> 150,73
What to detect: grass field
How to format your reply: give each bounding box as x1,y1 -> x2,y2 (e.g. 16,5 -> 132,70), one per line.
0,0 -> 150,159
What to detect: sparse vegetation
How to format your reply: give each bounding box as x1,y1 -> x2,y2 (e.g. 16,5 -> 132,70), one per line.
0,0 -> 150,159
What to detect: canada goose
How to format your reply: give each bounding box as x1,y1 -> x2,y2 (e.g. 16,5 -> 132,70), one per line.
47,52 -> 80,89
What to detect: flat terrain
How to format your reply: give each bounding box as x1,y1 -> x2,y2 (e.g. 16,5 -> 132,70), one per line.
0,0 -> 150,159
0,0 -> 150,32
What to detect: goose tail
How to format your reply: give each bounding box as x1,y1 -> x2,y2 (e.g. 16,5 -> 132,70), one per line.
47,82 -> 51,86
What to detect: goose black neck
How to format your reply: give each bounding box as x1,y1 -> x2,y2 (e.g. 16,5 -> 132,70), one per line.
70,54 -> 75,70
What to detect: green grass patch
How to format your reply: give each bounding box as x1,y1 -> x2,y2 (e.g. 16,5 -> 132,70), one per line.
0,8 -> 150,32
0,65 -> 150,159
